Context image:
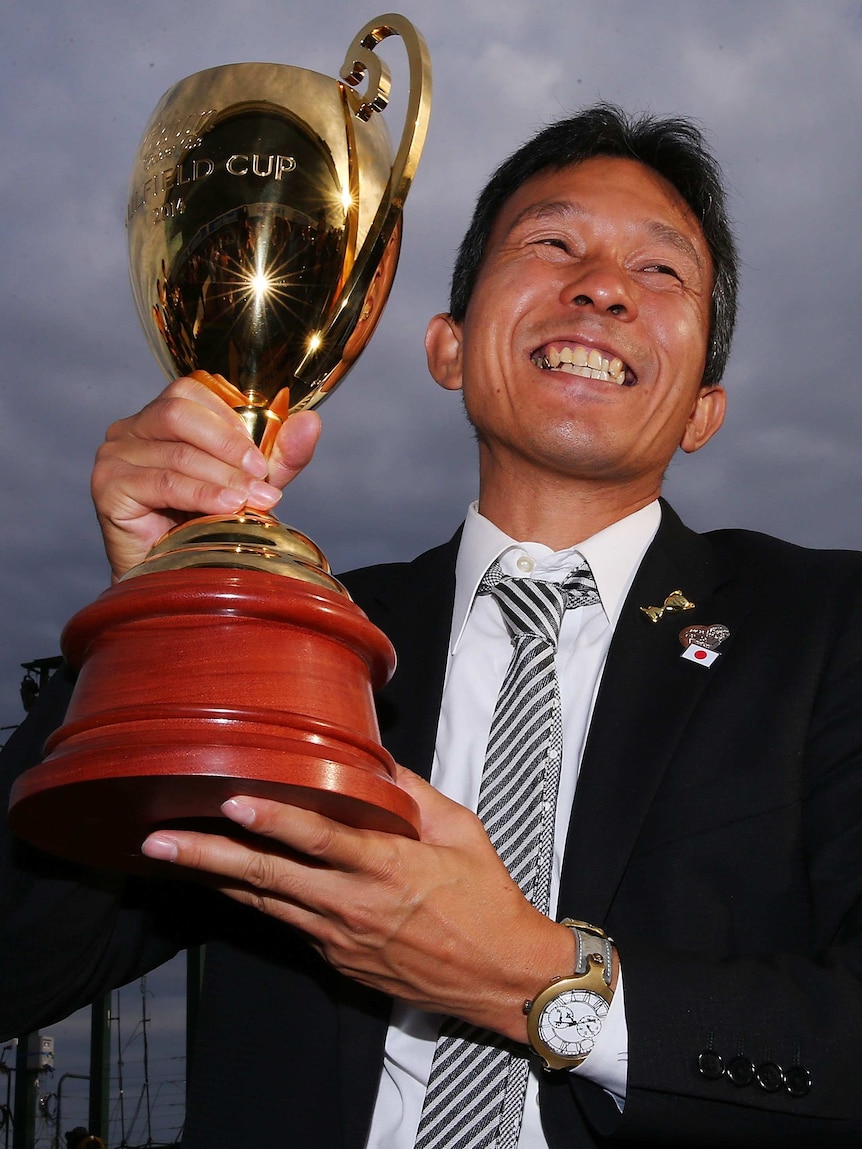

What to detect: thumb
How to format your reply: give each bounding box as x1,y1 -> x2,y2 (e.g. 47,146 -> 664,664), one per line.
267,410 -> 322,489
393,764 -> 482,846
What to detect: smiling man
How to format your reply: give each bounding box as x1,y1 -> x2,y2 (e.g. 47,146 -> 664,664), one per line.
3,105 -> 862,1149
426,155 -> 726,544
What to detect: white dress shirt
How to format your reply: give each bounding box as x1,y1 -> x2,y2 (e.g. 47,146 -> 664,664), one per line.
364,500 -> 661,1148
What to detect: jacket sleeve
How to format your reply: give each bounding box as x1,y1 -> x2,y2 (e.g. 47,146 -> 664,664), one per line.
0,664 -> 201,1039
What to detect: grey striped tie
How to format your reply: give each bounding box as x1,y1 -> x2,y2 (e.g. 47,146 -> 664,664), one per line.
414,558 -> 601,1149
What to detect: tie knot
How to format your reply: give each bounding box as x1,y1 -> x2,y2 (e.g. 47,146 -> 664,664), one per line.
489,576 -> 567,644
478,558 -> 600,645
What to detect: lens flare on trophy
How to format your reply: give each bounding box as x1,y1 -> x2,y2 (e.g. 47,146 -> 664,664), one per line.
249,270 -> 273,299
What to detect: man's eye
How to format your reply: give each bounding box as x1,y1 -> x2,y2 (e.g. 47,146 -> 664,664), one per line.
535,237 -> 569,252
643,263 -> 681,280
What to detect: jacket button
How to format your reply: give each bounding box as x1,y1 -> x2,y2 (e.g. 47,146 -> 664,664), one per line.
697,1050 -> 724,1080
725,1056 -> 755,1086
785,1065 -> 812,1097
756,1061 -> 784,1092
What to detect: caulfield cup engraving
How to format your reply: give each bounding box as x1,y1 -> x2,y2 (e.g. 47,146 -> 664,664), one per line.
138,108 -> 216,170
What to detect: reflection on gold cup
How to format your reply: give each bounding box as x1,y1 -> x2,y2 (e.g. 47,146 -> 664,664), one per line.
124,14 -> 431,586
9,17 -> 432,869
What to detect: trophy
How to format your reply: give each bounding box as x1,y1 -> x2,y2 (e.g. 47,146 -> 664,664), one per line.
10,15 -> 431,870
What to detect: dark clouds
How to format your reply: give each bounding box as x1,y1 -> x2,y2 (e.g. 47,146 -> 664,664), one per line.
2,2 -> 862,1129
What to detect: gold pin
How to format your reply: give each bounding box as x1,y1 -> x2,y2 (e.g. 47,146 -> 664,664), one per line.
640,589 -> 696,624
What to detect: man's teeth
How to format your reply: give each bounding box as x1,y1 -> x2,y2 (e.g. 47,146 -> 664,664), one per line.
533,346 -> 627,385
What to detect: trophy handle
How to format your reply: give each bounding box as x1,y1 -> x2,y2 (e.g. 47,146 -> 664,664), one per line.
292,13 -> 432,393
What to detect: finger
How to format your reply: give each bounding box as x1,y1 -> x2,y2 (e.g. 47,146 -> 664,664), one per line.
95,437 -> 283,518
217,782 -> 486,866
92,444 -> 282,580
140,827 -> 331,934
106,382 -> 266,477
210,797 -> 439,939
391,765 -> 491,848
267,411 -> 322,489
141,797 -> 368,879
140,797 -> 406,913
92,375 -> 288,578
140,811 -> 371,924
220,796 -> 393,874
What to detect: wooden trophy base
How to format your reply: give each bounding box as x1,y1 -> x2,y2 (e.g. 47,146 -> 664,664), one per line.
9,568 -> 419,873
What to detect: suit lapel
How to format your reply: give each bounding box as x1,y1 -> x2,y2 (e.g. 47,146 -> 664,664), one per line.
560,503 -> 751,924
359,532 -> 459,780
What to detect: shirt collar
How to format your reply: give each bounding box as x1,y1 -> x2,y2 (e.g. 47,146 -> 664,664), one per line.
450,500 -> 662,654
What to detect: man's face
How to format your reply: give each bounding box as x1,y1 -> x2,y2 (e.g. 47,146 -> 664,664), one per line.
427,156 -> 724,495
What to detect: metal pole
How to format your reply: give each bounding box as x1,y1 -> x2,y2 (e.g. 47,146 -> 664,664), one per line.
1,1053 -> 13,1149
88,998 -> 110,1141
54,1075 -> 90,1149
185,946 -> 204,1112
12,1037 -> 35,1149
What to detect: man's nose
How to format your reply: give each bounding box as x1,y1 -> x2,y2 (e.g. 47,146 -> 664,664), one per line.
560,261 -> 637,320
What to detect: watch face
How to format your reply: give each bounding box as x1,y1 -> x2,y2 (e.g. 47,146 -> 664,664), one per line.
537,989 -> 609,1059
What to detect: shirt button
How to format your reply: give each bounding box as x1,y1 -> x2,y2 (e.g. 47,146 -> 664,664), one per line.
516,555 -> 535,573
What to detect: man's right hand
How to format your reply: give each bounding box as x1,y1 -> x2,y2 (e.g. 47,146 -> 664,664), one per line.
91,371 -> 321,583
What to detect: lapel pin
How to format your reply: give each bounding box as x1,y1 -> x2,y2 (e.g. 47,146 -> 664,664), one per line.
679,623 -> 730,668
640,589 -> 696,624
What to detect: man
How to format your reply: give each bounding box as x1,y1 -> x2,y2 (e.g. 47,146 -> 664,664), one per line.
2,105 -> 862,1148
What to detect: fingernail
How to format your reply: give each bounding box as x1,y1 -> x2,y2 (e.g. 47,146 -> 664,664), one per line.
142,835 -> 179,862
222,798 -> 256,827
247,481 -> 283,507
214,488 -> 247,512
241,446 -> 268,479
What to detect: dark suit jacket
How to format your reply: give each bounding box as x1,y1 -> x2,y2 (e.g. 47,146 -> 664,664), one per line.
2,502 -> 862,1147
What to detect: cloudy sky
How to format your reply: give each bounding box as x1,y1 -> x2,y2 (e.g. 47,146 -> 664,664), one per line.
3,0 -> 862,1138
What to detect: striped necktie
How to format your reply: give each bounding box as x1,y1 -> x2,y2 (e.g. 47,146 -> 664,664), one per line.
414,558 -> 601,1149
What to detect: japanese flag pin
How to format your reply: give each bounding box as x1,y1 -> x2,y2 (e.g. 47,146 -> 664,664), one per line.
679,623 -> 729,668
682,644 -> 720,667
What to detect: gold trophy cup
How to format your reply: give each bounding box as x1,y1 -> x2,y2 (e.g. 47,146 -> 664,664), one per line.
10,15 -> 431,870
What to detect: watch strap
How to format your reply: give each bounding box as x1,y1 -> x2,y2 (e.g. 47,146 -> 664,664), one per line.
562,918 -> 614,986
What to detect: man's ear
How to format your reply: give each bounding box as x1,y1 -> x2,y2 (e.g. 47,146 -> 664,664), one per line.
425,313 -> 464,392
679,385 -> 726,454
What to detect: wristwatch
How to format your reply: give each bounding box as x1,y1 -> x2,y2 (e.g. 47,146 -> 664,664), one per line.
524,919 -> 615,1070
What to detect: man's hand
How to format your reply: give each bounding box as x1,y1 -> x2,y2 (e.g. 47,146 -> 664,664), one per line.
91,371 -> 321,582
140,769 -> 574,1042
